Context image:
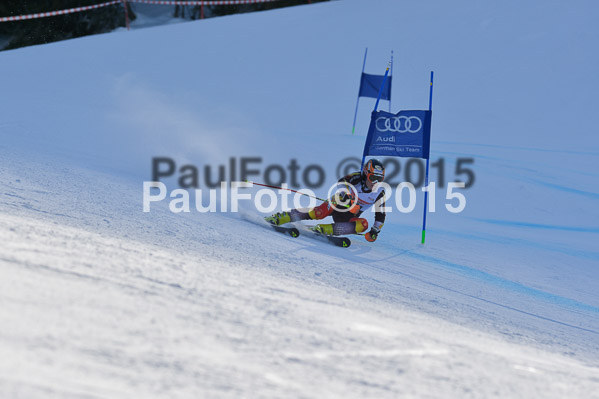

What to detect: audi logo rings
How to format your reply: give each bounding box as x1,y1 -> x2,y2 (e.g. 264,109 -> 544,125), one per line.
376,116 -> 422,133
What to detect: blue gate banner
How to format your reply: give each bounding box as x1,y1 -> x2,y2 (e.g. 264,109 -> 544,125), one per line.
363,110 -> 432,159
359,73 -> 392,100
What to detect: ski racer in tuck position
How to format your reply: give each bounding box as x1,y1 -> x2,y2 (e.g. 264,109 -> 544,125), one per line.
265,158 -> 386,242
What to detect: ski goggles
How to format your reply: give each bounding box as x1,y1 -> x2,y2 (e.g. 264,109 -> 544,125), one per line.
367,174 -> 385,183
365,171 -> 384,184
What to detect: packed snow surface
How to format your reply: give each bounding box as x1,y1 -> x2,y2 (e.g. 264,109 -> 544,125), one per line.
1,0 -> 598,397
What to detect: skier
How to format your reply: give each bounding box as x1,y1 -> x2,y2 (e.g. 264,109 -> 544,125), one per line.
266,158 -> 386,242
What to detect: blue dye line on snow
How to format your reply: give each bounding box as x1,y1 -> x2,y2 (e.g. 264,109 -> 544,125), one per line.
477,219 -> 599,234
530,180 -> 599,200
428,227 -> 599,261
405,251 -> 599,315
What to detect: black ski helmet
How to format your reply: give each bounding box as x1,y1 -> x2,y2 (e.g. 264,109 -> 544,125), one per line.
362,158 -> 385,184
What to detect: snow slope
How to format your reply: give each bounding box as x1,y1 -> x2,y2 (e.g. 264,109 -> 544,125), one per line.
1,0 -> 599,397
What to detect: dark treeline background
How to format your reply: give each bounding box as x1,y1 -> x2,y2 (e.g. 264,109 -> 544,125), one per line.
173,0 -> 327,19
0,0 -> 329,51
0,1 -> 135,50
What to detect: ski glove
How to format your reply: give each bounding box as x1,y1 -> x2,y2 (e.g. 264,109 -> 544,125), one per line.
365,226 -> 381,242
333,191 -> 360,214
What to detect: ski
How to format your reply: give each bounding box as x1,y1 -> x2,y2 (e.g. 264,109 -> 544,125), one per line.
240,212 -> 300,238
306,231 -> 351,248
323,235 -> 351,248
258,213 -> 349,246
270,224 -> 300,238
268,223 -> 349,246
270,223 -> 349,246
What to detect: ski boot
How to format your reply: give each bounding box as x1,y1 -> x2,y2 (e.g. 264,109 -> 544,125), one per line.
264,211 -> 291,226
310,218 -> 368,236
309,224 -> 352,247
310,224 -> 334,236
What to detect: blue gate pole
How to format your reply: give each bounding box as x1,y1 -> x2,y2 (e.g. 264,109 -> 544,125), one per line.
373,64 -> 390,112
362,63 -> 391,168
352,48 -> 368,135
389,50 -> 394,112
421,71 -> 434,244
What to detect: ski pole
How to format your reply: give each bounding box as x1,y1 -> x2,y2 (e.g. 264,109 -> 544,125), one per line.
243,180 -> 329,202
243,180 -> 355,209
